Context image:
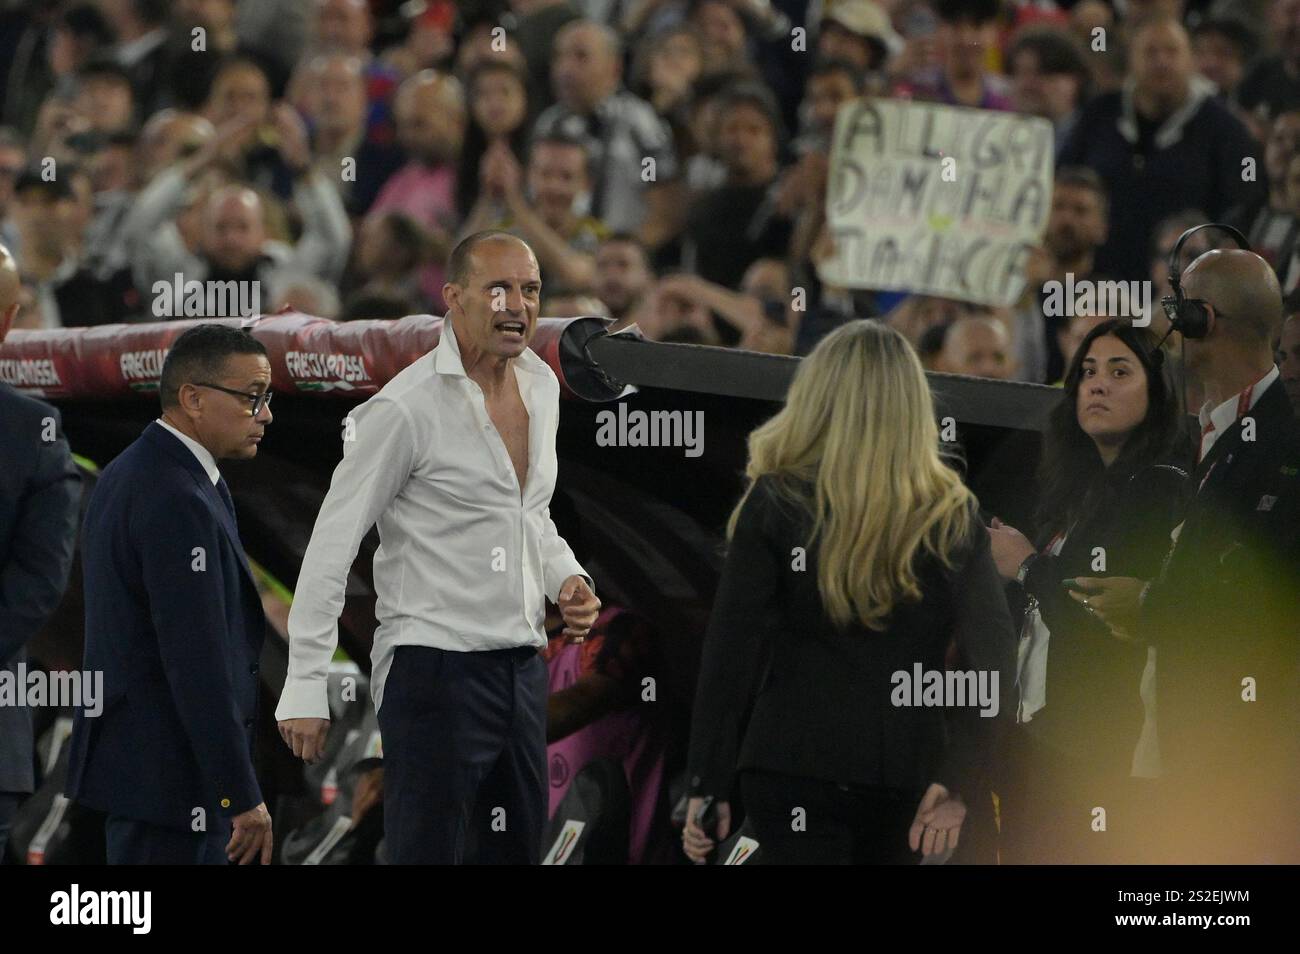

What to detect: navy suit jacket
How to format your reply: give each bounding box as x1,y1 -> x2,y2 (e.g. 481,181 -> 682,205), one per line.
66,422 -> 266,829
0,384 -> 81,794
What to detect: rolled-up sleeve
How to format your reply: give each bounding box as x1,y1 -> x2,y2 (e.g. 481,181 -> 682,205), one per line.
276,397 -> 417,721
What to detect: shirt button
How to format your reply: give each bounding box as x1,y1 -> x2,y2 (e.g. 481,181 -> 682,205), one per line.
243,718 -> 254,728
249,663 -> 259,675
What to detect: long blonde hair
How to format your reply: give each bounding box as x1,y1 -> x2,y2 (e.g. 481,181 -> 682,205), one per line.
729,320 -> 974,631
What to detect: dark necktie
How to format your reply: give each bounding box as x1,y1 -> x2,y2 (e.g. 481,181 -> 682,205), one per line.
216,476 -> 237,522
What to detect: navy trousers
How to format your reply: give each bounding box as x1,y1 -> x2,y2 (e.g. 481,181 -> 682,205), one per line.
377,645 -> 548,865
106,815 -> 231,865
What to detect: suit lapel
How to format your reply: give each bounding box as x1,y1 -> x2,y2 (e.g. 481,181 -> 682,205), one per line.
142,423 -> 259,595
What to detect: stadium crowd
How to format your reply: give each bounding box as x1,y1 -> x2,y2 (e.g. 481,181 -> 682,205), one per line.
0,0 -> 1298,867
0,0 -> 1295,395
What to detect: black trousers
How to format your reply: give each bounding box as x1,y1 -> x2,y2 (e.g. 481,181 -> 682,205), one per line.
105,815 -> 230,865
740,769 -> 923,864
377,644 -> 547,865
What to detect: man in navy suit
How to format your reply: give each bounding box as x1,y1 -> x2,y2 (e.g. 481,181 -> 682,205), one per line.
0,245 -> 81,858
66,323 -> 276,864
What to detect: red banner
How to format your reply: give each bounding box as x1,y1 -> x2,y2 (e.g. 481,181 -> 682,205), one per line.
0,312 -> 592,401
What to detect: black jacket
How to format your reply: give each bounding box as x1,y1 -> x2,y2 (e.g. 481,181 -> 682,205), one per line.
687,475 -> 1017,802
1018,461 -> 1189,778
66,423 -> 266,829
1142,379 -> 1300,785
0,386 -> 81,794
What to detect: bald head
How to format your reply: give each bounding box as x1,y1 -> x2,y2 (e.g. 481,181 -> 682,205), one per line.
940,315 -> 1015,380
0,243 -> 20,341
203,186 -> 265,273
395,70 -> 465,163
1180,248 -> 1282,348
552,20 -> 622,111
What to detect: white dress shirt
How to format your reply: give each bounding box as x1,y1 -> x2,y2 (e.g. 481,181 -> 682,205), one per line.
1197,365 -> 1279,463
156,418 -> 220,485
276,318 -> 589,719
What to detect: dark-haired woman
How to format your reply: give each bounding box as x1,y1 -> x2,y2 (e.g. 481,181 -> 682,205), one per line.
987,319 -> 1191,863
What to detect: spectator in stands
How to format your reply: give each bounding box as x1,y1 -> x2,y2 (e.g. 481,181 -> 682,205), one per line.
936,314 -> 1017,380
102,0 -> 173,118
689,0 -> 758,80
595,232 -> 653,330
680,82 -> 792,289
1026,167 -> 1112,384
72,60 -> 136,135
533,20 -> 684,249
465,133 -> 608,295
1236,0 -> 1300,125
10,168 -> 88,328
367,70 -> 465,312
309,0 -> 401,143
989,319 -> 1188,863
122,124 -> 351,304
296,54 -> 405,217
1278,311 -> 1300,412
1192,16 -> 1259,101
894,0 -> 1013,110
1226,109 -> 1300,278
457,60 -> 533,235
1007,26 -> 1092,158
347,211 -> 433,310
1060,16 -> 1264,282
379,0 -> 457,79
540,292 -> 608,317
684,319 -> 1015,864
652,260 -> 794,353
816,0 -> 895,80
201,55 -> 298,200
634,25 -> 703,150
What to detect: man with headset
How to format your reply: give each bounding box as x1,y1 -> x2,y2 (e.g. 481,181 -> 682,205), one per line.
1076,226 -> 1300,862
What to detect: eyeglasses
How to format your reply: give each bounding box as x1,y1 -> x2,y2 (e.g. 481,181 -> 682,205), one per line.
193,382 -> 273,416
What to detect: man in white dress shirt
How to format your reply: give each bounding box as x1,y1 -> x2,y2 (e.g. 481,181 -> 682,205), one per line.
276,231 -> 601,863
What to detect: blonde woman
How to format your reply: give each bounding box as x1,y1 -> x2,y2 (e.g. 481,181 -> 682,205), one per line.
682,320 -> 1016,865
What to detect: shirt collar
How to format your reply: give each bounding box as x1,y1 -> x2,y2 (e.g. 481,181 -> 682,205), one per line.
156,418 -> 221,485
432,315 -> 551,380
1197,365 -> 1280,458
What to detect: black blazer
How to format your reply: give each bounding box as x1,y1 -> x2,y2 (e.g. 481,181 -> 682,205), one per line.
1017,461 -> 1189,778
1142,378 -> 1300,782
687,475 -> 1017,802
0,385 -> 81,794
66,423 -> 267,829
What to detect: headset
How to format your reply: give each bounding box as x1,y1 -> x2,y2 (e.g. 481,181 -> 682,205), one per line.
1156,222 -> 1252,353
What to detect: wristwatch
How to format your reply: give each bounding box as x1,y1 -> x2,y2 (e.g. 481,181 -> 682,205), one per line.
1014,552 -> 1038,585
